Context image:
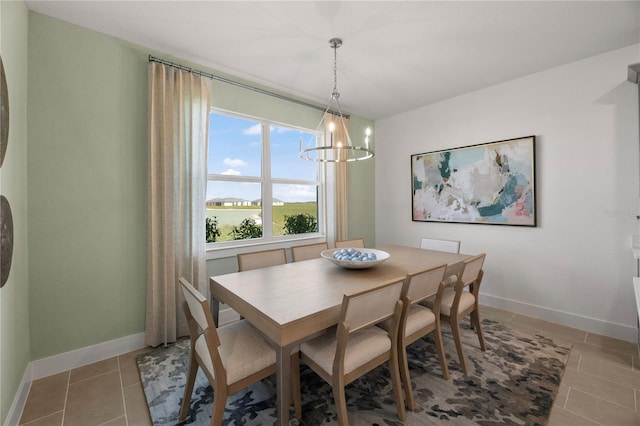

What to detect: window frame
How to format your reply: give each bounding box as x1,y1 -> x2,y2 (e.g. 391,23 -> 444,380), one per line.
206,108 -> 328,259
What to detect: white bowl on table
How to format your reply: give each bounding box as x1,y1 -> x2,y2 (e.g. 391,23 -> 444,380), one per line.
321,248 -> 390,270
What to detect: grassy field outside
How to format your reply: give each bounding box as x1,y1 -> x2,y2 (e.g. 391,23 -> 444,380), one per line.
207,202 -> 318,241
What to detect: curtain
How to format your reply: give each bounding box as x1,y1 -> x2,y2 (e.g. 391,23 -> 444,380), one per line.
145,62 -> 212,347
325,112 -> 349,241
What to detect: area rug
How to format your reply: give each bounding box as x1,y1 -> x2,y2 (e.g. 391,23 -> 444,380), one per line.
137,319 -> 571,425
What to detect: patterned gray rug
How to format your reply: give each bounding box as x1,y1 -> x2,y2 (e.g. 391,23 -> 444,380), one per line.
137,319 -> 571,425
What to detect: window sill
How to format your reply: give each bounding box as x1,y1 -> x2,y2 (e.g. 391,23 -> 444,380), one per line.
206,235 -> 328,260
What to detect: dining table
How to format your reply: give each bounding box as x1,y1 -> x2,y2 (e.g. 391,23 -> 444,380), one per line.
209,244 -> 471,426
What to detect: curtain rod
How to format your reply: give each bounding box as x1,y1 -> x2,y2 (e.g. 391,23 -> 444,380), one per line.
148,55 -> 348,118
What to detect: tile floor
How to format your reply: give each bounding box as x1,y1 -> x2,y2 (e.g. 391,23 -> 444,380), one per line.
17,306 -> 640,425
18,347 -> 152,426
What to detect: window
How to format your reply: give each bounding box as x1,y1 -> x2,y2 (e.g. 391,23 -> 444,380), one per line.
206,110 -> 324,247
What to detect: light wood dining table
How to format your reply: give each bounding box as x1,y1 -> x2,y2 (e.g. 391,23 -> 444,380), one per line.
209,244 -> 471,426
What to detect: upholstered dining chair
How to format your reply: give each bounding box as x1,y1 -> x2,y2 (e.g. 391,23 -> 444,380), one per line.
178,277 -> 301,425
335,237 -> 365,249
291,242 -> 328,262
294,278 -> 406,425
419,237 -> 461,253
237,247 -> 286,271
378,264 -> 450,411
424,253 -> 487,375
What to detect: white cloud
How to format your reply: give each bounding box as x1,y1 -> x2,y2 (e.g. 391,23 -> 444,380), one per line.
224,158 -> 248,168
273,184 -> 316,202
221,169 -> 242,176
242,124 -> 261,135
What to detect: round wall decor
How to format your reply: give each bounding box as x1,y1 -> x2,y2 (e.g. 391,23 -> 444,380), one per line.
0,55 -> 8,168
1,195 -> 14,287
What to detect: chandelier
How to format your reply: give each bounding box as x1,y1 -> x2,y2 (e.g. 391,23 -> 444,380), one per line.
298,38 -> 374,163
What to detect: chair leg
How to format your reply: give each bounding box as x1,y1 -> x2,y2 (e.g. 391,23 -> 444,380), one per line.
450,320 -> 468,375
398,342 -> 415,411
389,352 -> 407,421
471,310 -> 486,351
332,376 -> 349,426
178,350 -> 198,421
210,382 -> 227,426
290,352 -> 302,419
433,327 -> 450,380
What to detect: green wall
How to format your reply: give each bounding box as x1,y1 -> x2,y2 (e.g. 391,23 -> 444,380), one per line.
1,1 -> 30,424
346,115 -> 376,247
26,11 -> 375,361
28,12 -> 148,359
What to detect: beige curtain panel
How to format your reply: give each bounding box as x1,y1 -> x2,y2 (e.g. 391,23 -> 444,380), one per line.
146,62 -> 212,347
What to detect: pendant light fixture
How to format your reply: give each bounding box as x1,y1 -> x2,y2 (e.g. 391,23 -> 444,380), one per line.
299,38 -> 374,163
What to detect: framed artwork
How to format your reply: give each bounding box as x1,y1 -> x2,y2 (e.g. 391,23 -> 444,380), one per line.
1,55 -> 8,167
1,195 -> 13,287
411,136 -> 536,226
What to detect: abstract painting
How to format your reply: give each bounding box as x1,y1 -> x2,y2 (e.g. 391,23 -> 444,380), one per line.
411,136 -> 536,226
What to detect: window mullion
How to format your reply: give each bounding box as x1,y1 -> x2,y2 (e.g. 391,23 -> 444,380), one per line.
262,122 -> 273,239
208,174 -> 263,183
271,177 -> 321,186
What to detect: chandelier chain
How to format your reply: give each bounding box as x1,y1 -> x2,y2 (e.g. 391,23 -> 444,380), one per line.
332,40 -> 339,99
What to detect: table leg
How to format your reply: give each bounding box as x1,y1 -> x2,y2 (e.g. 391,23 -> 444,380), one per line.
210,295 -> 220,327
275,344 -> 293,426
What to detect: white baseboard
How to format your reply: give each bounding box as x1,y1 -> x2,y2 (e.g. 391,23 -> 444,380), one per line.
24,313 -> 239,382
30,332 -> 147,380
479,293 -> 637,343
3,365 -> 32,426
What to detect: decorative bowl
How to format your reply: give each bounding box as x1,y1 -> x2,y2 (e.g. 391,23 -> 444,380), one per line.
321,248 -> 390,270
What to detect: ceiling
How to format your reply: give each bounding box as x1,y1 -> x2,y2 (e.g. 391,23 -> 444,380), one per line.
25,1 -> 640,120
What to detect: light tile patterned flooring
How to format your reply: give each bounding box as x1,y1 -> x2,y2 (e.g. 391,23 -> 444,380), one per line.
18,306 -> 640,425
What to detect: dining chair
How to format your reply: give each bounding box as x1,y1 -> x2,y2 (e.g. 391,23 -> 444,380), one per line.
237,247 -> 287,271
295,278 -> 406,425
178,277 -> 302,425
291,242 -> 328,262
378,264 -> 449,411
335,237 -> 365,249
419,237 -> 461,253
424,253 -> 487,375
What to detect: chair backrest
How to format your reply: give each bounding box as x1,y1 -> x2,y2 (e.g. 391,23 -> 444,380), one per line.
291,242 -> 329,262
335,238 -> 365,249
461,253 -> 486,287
237,248 -> 286,271
403,263 -> 448,306
341,278 -> 404,333
179,278 -> 222,354
179,277 -> 215,332
419,237 -> 461,253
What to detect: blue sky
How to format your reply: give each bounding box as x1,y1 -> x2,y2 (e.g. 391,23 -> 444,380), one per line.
207,113 -> 319,203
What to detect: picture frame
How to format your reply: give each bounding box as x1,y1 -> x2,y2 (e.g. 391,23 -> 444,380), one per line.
411,135 -> 536,226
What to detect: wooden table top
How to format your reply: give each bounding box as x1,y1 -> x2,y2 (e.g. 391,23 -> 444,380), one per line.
210,245 -> 470,347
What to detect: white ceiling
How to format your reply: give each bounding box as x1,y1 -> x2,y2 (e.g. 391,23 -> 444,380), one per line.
25,1 -> 640,120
